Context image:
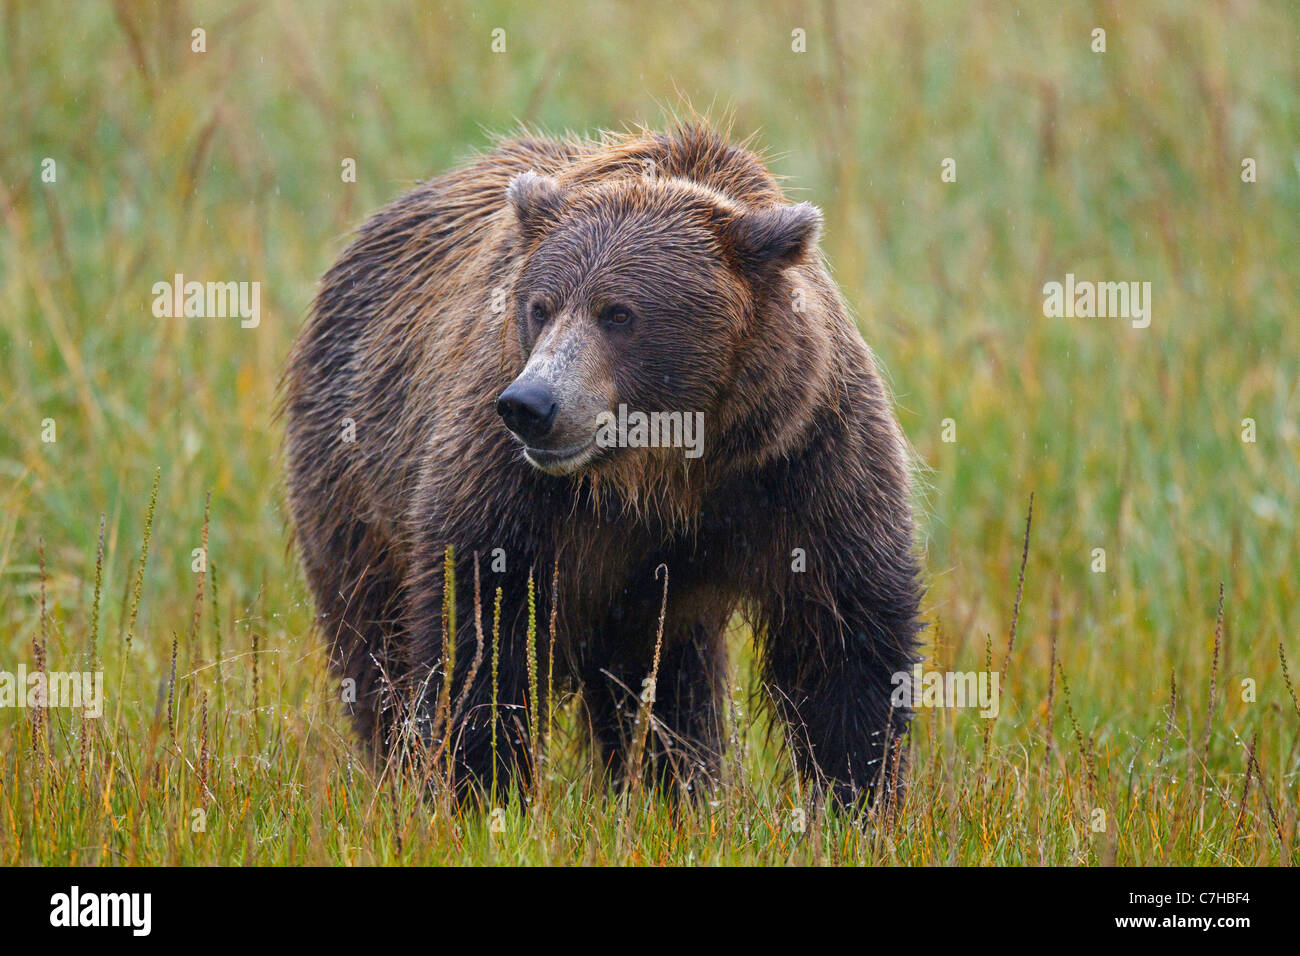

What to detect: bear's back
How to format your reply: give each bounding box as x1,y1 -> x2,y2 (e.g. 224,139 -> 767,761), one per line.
554,124 -> 785,208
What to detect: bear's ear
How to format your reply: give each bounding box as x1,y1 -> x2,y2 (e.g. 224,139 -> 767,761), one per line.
720,201 -> 822,276
506,171 -> 568,239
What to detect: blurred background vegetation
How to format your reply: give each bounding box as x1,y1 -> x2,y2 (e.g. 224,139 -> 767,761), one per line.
0,0 -> 1296,863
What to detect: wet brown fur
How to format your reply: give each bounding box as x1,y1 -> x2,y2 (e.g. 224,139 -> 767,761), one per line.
282,120 -> 923,806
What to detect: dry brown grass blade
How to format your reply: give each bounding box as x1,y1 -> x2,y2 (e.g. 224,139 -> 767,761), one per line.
1003,491 -> 1034,675
1200,583 -> 1224,799
625,563 -> 670,796
1042,579 -> 1060,769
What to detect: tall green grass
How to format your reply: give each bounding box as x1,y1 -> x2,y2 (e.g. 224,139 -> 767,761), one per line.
0,0 -> 1296,864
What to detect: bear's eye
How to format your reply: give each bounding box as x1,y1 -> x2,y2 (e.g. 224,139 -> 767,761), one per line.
602,304 -> 633,327
529,301 -> 550,325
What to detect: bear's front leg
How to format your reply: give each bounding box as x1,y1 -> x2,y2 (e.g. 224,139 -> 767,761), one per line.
755,420 -> 924,809
401,541 -> 546,802
763,582 -> 919,808
581,583 -> 731,799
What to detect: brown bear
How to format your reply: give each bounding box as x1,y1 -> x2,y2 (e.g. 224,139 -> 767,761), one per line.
282,121 -> 923,807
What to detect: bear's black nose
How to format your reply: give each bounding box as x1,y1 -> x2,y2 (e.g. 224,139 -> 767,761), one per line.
496,381 -> 558,444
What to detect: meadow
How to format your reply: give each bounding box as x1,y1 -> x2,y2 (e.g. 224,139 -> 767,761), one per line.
0,0 -> 1296,865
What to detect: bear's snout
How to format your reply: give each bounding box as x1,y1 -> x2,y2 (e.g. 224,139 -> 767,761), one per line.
496,380 -> 558,444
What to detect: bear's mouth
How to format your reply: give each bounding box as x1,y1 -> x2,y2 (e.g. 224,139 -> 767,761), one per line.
522,438 -> 599,475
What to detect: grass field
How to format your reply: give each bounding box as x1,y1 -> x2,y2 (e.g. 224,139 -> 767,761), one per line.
1,0 -> 1297,865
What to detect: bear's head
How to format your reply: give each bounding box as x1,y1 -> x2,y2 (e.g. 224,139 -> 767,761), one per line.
498,169 -> 822,478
